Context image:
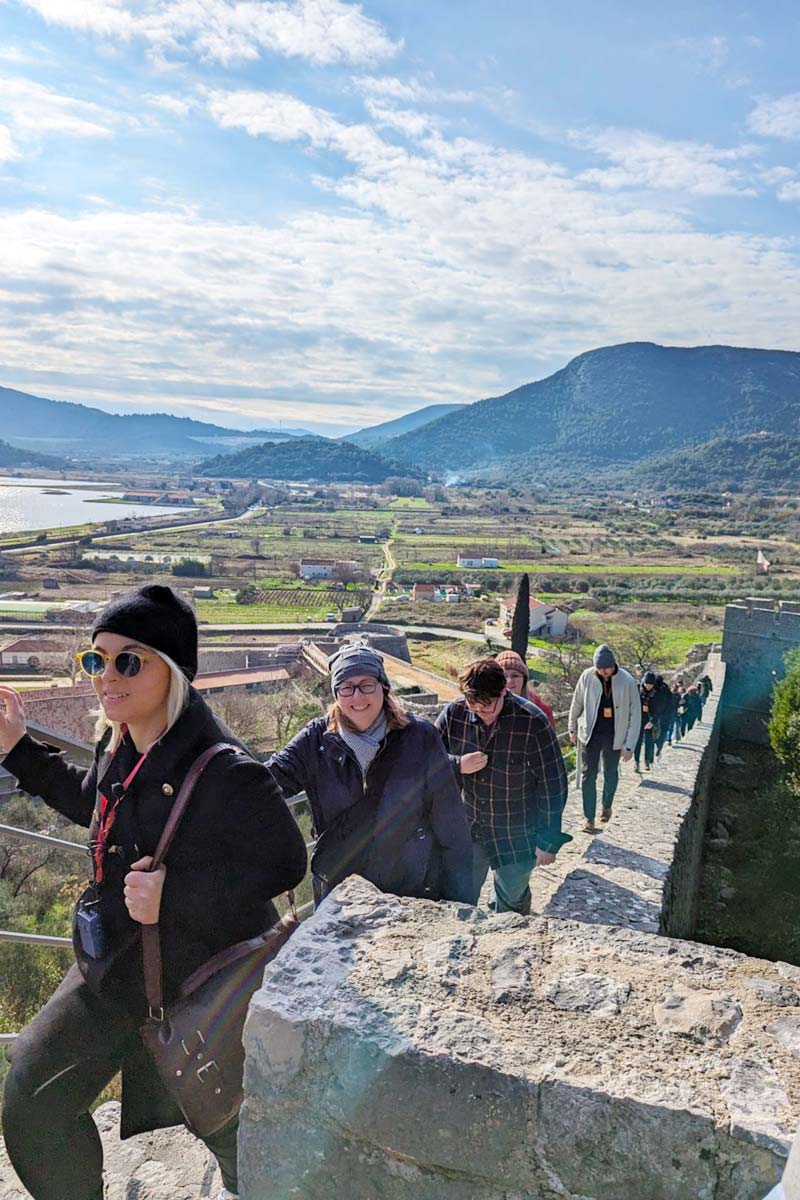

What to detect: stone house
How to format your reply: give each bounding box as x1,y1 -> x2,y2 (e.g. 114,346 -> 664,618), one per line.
499,596 -> 569,638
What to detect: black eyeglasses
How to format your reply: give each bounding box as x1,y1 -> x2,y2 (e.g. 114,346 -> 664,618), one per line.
77,649 -> 152,678
337,680 -> 380,697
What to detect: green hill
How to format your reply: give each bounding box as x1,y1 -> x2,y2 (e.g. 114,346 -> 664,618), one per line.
197,438 -> 421,483
384,343 -> 800,472
632,432 -> 800,492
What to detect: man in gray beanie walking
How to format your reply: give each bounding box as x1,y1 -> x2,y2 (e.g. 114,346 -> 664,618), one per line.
568,644 -> 641,833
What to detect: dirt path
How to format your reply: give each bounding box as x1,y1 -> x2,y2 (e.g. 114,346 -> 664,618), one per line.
365,532 -> 396,620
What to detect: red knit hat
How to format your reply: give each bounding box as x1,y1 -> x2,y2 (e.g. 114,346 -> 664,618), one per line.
494,650 -> 529,680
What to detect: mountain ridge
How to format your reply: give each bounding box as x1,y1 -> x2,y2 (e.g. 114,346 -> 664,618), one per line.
344,403 -> 467,448
0,386 -> 307,456
383,342 -> 800,471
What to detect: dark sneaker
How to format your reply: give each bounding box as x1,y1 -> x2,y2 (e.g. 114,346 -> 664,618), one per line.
583,820 -> 599,834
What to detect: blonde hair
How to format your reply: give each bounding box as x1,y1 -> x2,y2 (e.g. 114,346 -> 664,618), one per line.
326,687 -> 409,735
93,648 -> 190,752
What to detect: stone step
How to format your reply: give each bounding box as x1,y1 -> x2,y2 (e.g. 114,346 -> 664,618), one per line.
0,1103 -> 222,1199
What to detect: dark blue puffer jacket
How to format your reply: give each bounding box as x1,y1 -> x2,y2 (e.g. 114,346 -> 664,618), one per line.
267,714 -> 476,904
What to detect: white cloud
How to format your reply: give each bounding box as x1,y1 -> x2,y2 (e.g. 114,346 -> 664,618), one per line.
352,74 -> 476,104
22,0 -> 135,38
573,127 -> 758,196
3,94 -> 800,428
20,0 -> 400,66
0,75 -> 117,140
207,89 -> 343,144
671,34 -> 729,74
363,99 -> 437,138
748,93 -> 800,140
0,123 -> 18,163
777,180 -> 800,203
144,92 -> 195,117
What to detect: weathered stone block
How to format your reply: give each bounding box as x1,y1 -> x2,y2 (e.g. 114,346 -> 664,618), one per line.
240,877 -> 799,1200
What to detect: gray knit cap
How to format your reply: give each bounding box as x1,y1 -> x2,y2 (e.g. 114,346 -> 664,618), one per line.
328,643 -> 389,696
593,644 -> 616,670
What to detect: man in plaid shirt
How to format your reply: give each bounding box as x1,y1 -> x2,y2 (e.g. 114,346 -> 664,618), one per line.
436,657 -> 570,914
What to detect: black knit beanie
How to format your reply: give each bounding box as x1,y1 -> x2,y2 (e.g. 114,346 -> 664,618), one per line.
92,584 -> 198,681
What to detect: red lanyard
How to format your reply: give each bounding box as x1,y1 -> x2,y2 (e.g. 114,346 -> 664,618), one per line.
94,750 -> 149,884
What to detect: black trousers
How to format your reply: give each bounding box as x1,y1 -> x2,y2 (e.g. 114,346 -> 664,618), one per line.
2,966 -> 238,1200
634,725 -> 658,767
580,726 -> 621,820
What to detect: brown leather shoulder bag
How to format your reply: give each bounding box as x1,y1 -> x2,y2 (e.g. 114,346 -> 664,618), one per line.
139,742 -> 299,1138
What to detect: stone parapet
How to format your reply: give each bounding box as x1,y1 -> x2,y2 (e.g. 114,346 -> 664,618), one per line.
721,598 -> 800,744
241,877 -> 800,1200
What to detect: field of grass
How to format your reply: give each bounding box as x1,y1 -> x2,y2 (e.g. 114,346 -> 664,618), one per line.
388,497 -> 432,509
196,598 -> 339,624
407,638 -> 495,680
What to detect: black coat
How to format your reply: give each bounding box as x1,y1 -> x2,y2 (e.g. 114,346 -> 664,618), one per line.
267,713 -> 476,904
4,687 -> 307,1136
639,678 -> 672,731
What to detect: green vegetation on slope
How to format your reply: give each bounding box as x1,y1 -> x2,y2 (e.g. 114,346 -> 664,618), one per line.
198,438 -> 421,483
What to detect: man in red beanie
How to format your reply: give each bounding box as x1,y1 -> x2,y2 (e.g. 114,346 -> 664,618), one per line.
494,650 -> 556,730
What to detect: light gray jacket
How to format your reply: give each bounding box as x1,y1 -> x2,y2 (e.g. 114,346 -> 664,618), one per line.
568,666 -> 641,751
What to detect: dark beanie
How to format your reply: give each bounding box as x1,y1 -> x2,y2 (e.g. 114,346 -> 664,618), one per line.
92,584 -> 198,681
593,644 -> 616,670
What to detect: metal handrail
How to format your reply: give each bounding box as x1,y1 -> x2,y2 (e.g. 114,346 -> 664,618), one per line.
0,929 -> 71,947
0,822 -> 87,854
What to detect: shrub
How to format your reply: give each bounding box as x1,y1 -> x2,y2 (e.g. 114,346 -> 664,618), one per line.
769,648 -> 800,795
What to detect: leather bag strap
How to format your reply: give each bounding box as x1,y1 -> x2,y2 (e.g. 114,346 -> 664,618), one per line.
142,742 -> 236,1017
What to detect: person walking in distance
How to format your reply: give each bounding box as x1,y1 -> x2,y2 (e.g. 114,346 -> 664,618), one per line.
436,657 -> 569,915
493,649 -> 556,730
685,685 -> 703,731
569,644 -> 641,834
634,670 -> 671,772
667,683 -> 683,745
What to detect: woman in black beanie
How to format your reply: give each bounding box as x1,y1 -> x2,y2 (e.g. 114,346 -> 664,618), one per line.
0,584 -> 307,1200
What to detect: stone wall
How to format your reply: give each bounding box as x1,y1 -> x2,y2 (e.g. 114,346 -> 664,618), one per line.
241,649 -> 800,1199
721,598 -> 800,745
241,877 -> 800,1200
662,659 -> 725,939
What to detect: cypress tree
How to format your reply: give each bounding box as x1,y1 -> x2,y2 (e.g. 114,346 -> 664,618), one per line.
511,573 -> 530,660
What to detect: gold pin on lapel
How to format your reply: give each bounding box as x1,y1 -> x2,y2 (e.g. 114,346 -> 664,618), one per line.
162,783 -> 174,796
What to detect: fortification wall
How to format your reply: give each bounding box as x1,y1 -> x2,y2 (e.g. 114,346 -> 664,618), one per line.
241,647 -> 800,1198
721,598 -> 800,744
242,877 -> 800,1200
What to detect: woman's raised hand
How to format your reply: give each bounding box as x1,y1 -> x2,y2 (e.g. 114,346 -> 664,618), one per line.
0,686 -> 27,755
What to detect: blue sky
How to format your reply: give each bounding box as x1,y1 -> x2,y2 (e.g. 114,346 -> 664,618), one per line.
1,1 -> 799,436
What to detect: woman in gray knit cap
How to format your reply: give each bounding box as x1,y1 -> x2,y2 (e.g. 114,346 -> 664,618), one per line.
267,643 -> 475,905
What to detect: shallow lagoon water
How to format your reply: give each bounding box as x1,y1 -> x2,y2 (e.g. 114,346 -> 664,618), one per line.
0,476 -> 185,534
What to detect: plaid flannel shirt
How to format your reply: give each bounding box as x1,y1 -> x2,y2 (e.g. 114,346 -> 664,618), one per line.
435,692 -> 568,866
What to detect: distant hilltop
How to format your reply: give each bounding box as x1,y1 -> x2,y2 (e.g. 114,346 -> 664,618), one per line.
0,385 -> 311,458
381,342 -> 800,473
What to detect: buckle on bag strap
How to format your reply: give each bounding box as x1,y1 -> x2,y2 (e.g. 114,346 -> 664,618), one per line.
148,1006 -> 164,1023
